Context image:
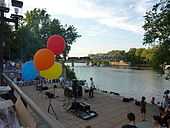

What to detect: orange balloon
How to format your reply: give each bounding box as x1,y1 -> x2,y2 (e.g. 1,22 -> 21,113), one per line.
33,48 -> 55,71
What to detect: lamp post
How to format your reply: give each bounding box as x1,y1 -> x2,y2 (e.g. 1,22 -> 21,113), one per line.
0,0 -> 23,85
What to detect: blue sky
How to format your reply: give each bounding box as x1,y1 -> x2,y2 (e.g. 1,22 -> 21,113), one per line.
22,0 -> 158,57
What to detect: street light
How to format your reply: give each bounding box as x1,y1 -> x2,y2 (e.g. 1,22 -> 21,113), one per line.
0,0 -> 23,85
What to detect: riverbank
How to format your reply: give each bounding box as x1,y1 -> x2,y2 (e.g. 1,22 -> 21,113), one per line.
21,85 -> 158,128
128,66 -> 152,70
74,66 -> 170,102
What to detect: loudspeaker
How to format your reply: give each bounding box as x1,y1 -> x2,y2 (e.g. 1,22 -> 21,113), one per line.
72,79 -> 82,98
72,85 -> 82,98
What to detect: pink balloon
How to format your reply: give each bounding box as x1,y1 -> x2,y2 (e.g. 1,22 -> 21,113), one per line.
47,35 -> 65,55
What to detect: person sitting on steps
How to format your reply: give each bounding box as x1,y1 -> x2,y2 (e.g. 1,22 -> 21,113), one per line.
122,112 -> 138,128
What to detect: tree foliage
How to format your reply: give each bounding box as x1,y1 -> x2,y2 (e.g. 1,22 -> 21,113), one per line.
23,8 -> 81,59
143,1 -> 170,45
143,0 -> 170,70
90,48 -> 157,67
126,48 -> 156,66
5,8 -> 81,61
0,23 -> 14,60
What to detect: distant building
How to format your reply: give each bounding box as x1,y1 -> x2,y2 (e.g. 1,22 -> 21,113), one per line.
111,60 -> 129,66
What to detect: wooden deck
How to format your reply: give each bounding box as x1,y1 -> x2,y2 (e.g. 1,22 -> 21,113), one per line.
21,85 -> 158,128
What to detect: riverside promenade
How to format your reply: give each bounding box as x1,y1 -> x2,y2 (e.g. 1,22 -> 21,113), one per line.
21,85 -> 158,128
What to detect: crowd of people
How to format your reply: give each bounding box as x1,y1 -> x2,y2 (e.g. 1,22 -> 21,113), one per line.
121,90 -> 170,128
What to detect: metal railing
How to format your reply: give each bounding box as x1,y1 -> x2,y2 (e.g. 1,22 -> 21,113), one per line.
2,73 -> 65,128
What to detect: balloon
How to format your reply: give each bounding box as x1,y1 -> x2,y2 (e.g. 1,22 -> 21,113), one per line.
21,60 -> 39,81
40,62 -> 62,80
33,48 -> 55,71
47,35 -> 65,55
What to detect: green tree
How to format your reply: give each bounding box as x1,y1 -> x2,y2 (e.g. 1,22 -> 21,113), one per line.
143,1 -> 170,45
141,48 -> 155,64
143,1 -> 170,69
0,23 -> 15,60
135,48 -> 145,64
24,8 -> 51,42
24,8 -> 81,58
5,8 -> 80,61
126,48 -> 137,65
14,26 -> 41,60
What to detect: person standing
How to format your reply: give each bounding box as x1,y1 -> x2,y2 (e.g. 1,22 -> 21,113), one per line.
140,96 -> 146,121
151,97 -> 155,105
89,77 -> 95,98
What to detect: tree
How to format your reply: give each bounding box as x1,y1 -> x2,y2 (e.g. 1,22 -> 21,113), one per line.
126,48 -> 137,65
0,23 -> 14,60
143,1 -> 170,45
4,8 -> 80,62
143,0 -> 170,70
62,25 -> 81,59
107,50 -> 126,61
141,48 -> 155,64
135,48 -> 145,64
24,8 -> 81,59
14,26 -> 42,60
24,8 -> 51,42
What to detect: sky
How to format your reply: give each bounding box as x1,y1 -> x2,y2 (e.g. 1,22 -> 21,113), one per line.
21,0 -> 158,57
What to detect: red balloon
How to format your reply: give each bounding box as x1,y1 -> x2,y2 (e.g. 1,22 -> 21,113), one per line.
47,35 -> 65,55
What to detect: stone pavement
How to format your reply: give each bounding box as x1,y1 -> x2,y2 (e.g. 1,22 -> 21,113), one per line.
21,85 -> 158,128
136,121 -> 153,128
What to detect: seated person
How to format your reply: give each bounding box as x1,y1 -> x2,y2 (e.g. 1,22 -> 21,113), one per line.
153,115 -> 161,128
159,107 -> 169,127
122,113 -> 138,128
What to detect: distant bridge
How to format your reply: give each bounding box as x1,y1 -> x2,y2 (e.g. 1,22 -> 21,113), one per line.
66,57 -> 90,63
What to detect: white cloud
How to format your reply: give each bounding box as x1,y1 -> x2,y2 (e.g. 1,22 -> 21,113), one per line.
23,0 -> 150,34
133,0 -> 156,16
23,0 -> 112,19
69,45 -> 111,57
98,17 -> 144,34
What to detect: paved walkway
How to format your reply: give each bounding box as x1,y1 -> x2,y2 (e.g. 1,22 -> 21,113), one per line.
137,121 -> 153,128
21,85 -> 158,128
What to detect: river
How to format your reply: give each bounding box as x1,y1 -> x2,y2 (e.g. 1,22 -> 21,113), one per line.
67,63 -> 170,102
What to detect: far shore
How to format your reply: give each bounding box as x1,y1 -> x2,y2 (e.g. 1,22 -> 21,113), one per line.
89,65 -> 153,70
66,62 -> 153,70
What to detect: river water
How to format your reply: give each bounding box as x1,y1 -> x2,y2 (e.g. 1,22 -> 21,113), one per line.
68,63 -> 170,102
